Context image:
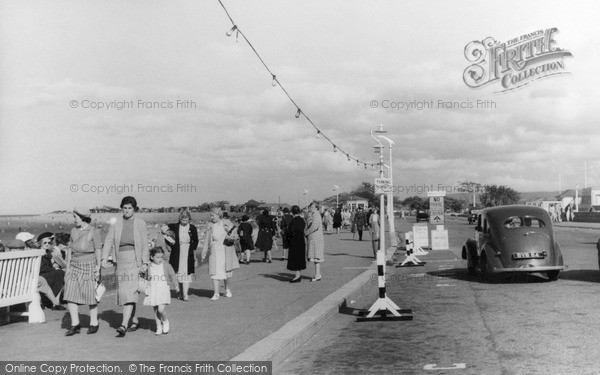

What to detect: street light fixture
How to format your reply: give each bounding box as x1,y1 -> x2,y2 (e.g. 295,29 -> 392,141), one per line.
303,190 -> 309,209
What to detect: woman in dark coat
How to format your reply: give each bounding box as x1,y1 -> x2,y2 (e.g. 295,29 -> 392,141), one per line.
37,232 -> 65,307
237,215 -> 254,264
333,209 -> 343,234
286,205 -> 306,282
168,209 -> 199,301
255,210 -> 275,263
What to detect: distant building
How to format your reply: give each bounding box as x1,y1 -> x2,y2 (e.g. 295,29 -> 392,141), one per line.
346,199 -> 368,211
257,203 -> 291,214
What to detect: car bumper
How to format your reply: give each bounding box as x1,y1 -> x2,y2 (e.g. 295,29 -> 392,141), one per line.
491,265 -> 564,273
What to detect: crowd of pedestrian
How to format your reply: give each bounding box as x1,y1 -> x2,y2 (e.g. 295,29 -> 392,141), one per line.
3,197 -> 390,338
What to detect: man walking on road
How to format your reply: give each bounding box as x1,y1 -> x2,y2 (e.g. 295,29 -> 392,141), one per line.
353,207 -> 367,241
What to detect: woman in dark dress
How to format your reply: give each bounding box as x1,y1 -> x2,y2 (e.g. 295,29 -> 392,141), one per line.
286,205 -> 306,283
37,232 -> 66,308
255,210 -> 274,263
237,215 -> 254,264
168,209 -> 199,302
333,208 -> 343,234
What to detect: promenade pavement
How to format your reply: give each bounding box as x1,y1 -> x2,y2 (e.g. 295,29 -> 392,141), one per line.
1,228 -> 381,367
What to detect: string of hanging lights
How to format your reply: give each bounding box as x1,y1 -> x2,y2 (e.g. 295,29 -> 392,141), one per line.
217,0 -> 377,170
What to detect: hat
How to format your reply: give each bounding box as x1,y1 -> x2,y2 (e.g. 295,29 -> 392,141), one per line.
73,207 -> 92,218
6,239 -> 26,249
37,232 -> 55,242
16,232 -> 35,242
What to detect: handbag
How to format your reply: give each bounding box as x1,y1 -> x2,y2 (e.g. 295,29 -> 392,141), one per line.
137,271 -> 149,296
223,226 -> 236,247
95,281 -> 106,302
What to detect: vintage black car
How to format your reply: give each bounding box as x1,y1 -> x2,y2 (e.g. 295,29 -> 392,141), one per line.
462,205 -> 564,280
416,210 -> 429,223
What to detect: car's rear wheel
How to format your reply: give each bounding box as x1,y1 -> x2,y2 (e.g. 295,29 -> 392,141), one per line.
479,252 -> 489,275
465,247 -> 476,276
547,270 -> 560,281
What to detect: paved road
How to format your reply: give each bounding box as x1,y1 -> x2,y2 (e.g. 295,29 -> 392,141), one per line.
279,217 -> 600,375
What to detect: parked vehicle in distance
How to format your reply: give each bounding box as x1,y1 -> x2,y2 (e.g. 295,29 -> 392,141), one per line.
467,208 -> 482,224
415,209 -> 429,223
462,205 -> 564,280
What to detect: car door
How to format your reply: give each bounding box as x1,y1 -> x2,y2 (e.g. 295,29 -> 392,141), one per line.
475,214 -> 484,255
480,217 -> 492,256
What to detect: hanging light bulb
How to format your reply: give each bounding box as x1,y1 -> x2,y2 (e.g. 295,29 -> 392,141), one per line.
371,164 -> 375,170
347,154 -> 351,161
295,108 -> 301,118
357,160 -> 360,166
226,25 -> 238,37
316,131 -> 321,139
271,75 -> 277,87
333,145 -> 337,152
364,163 -> 367,169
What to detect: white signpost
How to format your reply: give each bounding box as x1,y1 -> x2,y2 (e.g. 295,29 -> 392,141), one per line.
427,191 -> 446,250
428,191 -> 445,225
431,229 -> 449,250
374,178 -> 392,195
412,224 -> 429,249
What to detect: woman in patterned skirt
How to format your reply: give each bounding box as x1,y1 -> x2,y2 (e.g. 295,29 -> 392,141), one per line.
102,196 -> 149,338
64,208 -> 102,336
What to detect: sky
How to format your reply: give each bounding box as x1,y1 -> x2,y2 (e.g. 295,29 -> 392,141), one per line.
1,0 -> 599,214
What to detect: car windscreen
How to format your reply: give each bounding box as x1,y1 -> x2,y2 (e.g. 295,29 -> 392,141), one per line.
502,216 -> 545,228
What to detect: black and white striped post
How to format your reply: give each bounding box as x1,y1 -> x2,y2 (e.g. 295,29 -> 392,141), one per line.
357,176 -> 412,322
397,231 -> 426,267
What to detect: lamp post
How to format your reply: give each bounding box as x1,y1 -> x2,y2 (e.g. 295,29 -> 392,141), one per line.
303,190 -> 309,209
378,135 -> 397,250
356,126 -> 411,321
575,184 -> 579,213
371,125 -> 386,259
333,185 -> 340,208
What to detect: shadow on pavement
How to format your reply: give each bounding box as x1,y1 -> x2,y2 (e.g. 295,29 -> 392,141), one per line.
557,269 -> 600,283
328,252 -> 373,259
427,269 -> 553,284
260,273 -> 295,282
338,300 -> 362,317
188,287 -> 214,299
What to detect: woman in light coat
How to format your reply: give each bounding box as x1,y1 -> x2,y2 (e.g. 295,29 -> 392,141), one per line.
101,196 -> 149,338
305,202 -> 325,281
201,208 -> 240,300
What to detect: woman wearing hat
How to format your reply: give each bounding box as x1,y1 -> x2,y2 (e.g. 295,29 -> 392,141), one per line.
237,215 -> 254,264
101,196 -> 149,338
37,232 -> 66,308
63,208 -> 102,336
